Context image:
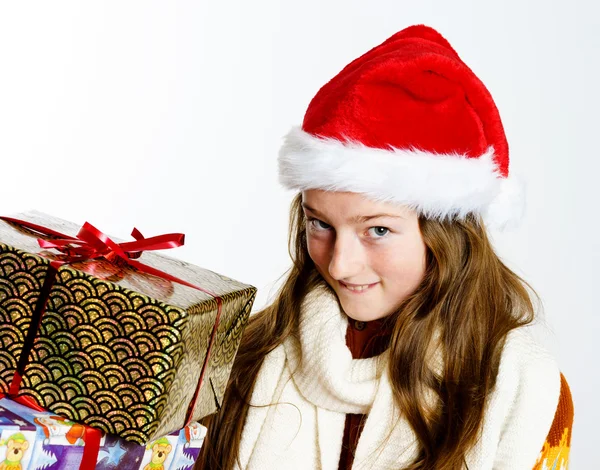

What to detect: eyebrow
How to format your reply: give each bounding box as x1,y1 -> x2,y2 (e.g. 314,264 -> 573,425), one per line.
302,203 -> 405,222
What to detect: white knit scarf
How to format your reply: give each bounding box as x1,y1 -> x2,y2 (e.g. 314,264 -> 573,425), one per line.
235,285 -> 561,470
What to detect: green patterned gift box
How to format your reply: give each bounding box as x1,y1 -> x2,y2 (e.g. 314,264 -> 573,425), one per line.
0,211 -> 256,444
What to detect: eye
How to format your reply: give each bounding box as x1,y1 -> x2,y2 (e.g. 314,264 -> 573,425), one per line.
368,226 -> 390,238
307,217 -> 331,231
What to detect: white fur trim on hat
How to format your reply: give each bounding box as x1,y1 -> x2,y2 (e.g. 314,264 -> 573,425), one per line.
277,127 -> 525,231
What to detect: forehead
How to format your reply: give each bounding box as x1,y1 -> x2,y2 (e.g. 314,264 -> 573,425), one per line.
301,189 -> 415,219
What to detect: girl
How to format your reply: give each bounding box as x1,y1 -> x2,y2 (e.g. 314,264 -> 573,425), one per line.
195,24 -> 573,469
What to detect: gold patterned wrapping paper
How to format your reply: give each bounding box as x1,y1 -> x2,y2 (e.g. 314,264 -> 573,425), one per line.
0,244 -> 52,394
0,211 -> 257,444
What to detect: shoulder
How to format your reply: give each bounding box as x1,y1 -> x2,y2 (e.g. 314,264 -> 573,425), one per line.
494,326 -> 562,420
486,326 -> 573,468
491,327 -> 563,401
506,324 -> 554,363
492,326 -> 564,421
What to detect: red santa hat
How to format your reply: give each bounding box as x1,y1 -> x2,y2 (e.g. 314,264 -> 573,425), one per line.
277,25 -> 525,231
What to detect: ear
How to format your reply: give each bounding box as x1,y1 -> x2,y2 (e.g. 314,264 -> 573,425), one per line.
166,444 -> 172,453
22,441 -> 29,451
152,443 -> 159,451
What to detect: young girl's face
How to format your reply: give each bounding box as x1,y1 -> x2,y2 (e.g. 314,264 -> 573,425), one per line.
302,189 -> 427,322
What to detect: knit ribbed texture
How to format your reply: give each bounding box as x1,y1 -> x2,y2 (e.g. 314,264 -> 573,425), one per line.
235,286 -> 570,469
283,286 -> 385,414
339,317 -> 392,470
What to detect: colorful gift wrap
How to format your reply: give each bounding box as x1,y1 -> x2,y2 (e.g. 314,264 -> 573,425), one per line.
0,211 -> 256,444
0,397 -> 206,469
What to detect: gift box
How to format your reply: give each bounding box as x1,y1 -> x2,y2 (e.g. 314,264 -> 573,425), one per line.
0,397 -> 206,469
0,211 -> 256,444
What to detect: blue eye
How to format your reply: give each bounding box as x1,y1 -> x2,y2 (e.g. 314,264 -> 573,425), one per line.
368,227 -> 389,237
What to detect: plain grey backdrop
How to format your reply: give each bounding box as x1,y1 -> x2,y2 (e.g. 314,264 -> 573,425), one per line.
1,1 -> 595,466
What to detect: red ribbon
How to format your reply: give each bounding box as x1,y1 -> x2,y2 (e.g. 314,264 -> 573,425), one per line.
0,216 -> 223,428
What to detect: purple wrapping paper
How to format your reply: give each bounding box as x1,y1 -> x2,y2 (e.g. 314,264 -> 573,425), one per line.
0,397 -> 206,470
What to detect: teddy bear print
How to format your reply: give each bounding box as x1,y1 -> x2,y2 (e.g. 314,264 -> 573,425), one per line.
143,437 -> 172,470
0,433 -> 29,470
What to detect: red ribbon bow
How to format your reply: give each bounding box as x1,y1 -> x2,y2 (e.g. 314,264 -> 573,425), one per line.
38,223 -> 183,262
0,216 -> 208,293
0,215 -> 224,428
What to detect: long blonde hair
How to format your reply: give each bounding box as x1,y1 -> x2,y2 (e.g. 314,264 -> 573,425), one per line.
194,192 -> 538,469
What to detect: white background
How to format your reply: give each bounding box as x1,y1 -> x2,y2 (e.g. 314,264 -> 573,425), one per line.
0,1 -> 596,466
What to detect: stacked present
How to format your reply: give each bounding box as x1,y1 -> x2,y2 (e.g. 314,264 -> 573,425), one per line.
0,211 -> 257,468
0,397 -> 207,469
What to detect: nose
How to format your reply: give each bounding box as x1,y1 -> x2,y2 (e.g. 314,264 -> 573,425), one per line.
158,452 -> 163,458
328,232 -> 364,280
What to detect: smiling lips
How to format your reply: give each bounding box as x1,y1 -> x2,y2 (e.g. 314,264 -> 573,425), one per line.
340,281 -> 379,292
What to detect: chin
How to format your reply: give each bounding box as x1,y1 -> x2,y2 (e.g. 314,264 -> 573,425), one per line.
340,304 -> 379,322
342,300 -> 394,321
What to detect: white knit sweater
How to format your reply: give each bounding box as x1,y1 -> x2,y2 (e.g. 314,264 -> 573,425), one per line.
235,285 -> 562,469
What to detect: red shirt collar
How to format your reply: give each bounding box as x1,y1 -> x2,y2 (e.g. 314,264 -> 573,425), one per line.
345,316 -> 394,359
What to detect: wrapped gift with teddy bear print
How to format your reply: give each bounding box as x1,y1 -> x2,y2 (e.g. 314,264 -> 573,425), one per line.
0,396 -> 207,470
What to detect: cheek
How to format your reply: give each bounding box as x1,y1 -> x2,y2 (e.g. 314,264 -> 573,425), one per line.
377,240 -> 426,285
307,236 -> 330,269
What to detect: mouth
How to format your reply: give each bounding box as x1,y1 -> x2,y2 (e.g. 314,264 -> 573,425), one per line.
339,281 -> 379,293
